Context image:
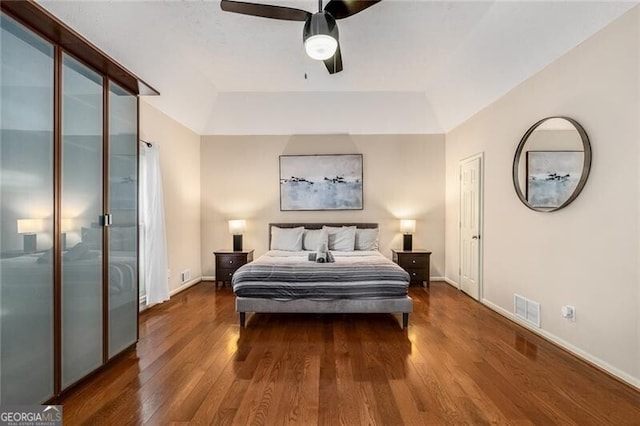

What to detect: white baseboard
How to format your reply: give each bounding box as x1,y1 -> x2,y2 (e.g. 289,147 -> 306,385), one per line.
430,276 -> 446,282
140,277 -> 203,312
482,298 -> 640,390
201,275 -> 215,281
443,277 -> 460,289
169,277 -> 202,297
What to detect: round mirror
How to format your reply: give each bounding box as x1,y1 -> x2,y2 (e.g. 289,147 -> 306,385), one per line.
513,116 -> 592,212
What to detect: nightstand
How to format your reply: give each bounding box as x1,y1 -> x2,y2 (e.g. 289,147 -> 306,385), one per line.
392,249 -> 432,288
214,249 -> 254,287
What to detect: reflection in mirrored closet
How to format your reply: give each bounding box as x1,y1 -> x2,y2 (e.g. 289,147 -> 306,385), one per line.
0,5 -> 145,403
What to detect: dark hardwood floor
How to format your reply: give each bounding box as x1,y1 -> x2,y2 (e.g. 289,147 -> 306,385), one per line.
59,281 -> 640,425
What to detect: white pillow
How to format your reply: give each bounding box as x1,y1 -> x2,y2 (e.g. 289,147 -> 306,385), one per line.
323,226 -> 356,251
355,228 -> 379,250
303,228 -> 329,251
270,226 -> 304,251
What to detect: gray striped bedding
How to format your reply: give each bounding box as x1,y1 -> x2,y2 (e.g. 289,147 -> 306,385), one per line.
232,250 -> 410,300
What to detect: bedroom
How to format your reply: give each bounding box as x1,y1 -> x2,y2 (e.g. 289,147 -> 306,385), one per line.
1,0 -> 639,423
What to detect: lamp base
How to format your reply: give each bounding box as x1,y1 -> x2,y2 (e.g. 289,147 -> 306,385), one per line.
403,234 -> 413,251
23,234 -> 36,253
233,235 -> 243,252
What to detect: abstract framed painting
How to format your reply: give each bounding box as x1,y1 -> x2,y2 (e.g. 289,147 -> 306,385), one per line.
279,154 -> 363,211
526,151 -> 584,209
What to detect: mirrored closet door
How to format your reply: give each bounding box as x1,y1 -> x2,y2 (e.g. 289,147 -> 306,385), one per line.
0,4 -> 144,404
61,54 -> 105,389
0,13 -> 55,405
108,82 -> 138,358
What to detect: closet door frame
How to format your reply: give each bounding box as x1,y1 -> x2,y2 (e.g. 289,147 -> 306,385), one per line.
1,1 -> 147,401
102,75 -> 109,366
53,43 -> 62,398
54,51 -> 140,398
0,1 -> 157,96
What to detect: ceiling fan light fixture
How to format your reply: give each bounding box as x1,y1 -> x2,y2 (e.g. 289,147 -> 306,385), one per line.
303,11 -> 339,61
304,34 -> 337,60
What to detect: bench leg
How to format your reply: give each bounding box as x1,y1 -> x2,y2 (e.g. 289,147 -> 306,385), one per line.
239,312 -> 246,328
402,313 -> 409,329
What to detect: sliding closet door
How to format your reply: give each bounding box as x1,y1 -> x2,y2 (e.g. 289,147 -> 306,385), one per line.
60,54 -> 104,388
108,82 -> 138,358
0,14 -> 55,403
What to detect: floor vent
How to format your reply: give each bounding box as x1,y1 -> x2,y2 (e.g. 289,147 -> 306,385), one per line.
514,294 -> 541,328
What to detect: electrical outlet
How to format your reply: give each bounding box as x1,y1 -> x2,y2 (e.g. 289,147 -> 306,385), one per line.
561,305 -> 575,321
180,269 -> 191,283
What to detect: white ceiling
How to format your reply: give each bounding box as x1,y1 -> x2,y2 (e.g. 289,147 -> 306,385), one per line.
38,0 -> 638,135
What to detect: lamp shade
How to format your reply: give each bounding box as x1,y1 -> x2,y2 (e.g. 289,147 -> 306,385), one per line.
228,220 -> 246,235
400,219 -> 416,234
17,219 -> 43,234
61,218 -> 74,233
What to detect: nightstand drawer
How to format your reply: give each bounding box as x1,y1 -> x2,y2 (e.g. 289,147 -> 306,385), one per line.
214,249 -> 254,286
391,249 -> 432,288
398,254 -> 426,269
406,268 -> 427,283
218,255 -> 243,268
216,268 -> 236,281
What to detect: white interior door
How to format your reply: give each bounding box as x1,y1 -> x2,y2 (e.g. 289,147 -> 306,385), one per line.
459,154 -> 483,300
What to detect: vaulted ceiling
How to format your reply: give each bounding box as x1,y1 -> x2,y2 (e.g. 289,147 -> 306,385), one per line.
39,1 -> 637,135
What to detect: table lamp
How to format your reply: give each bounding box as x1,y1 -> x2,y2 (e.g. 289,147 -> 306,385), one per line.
400,219 -> 416,251
228,220 -> 246,252
17,218 -> 42,253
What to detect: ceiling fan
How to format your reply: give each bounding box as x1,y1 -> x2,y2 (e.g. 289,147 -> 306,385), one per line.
220,0 -> 382,74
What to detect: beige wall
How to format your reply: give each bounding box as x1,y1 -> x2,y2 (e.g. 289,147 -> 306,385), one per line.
200,134 -> 445,278
140,100 -> 202,292
445,8 -> 639,385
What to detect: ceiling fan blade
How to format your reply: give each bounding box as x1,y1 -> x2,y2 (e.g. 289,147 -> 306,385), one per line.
324,43 -> 343,74
324,0 -> 381,20
220,0 -> 311,22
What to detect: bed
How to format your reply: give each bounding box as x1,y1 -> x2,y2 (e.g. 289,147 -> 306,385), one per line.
231,223 -> 412,328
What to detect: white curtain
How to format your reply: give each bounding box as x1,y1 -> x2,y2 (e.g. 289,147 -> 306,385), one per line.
140,143 -> 169,305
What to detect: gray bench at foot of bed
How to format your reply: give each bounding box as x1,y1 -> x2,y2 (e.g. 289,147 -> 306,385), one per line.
236,296 -> 413,329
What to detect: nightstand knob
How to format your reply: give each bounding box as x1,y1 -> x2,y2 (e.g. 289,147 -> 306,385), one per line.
229,260 -> 233,264
412,260 -> 416,264
412,272 -> 416,276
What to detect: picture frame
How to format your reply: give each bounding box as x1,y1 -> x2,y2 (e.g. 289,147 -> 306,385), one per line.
279,154 -> 363,211
526,150 -> 584,209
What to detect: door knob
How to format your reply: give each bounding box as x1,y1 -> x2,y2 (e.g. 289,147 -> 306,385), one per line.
472,235 -> 480,240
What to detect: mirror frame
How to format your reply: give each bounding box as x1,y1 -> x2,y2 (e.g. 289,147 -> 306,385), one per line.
512,116 -> 592,212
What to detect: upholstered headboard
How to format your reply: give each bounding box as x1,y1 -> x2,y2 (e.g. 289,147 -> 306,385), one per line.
268,223 -> 378,248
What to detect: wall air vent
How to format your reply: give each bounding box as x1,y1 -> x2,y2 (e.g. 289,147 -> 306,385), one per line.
514,294 -> 541,328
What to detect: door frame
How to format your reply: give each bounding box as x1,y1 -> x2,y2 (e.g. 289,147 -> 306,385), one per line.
458,152 -> 484,301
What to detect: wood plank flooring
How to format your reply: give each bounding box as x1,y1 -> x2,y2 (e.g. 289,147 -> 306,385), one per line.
59,281 -> 640,425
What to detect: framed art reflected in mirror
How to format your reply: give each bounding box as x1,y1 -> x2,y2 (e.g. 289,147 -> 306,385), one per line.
513,117 -> 592,212
526,150 -> 584,209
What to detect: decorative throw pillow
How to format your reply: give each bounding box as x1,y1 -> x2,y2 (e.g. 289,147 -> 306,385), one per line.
323,226 -> 356,251
270,226 -> 304,251
303,228 -> 329,251
355,228 -> 379,250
